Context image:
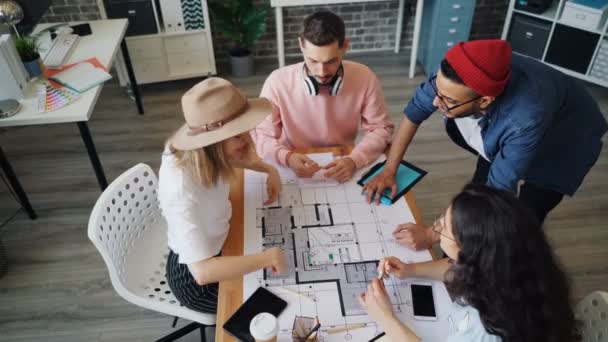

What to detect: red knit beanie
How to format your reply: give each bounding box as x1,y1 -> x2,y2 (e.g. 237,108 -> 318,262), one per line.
445,39 -> 512,97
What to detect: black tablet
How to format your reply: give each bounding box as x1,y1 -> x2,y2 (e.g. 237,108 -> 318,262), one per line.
357,160 -> 427,205
223,287 -> 288,342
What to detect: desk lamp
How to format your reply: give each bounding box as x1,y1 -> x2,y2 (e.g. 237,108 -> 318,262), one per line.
0,1 -> 24,37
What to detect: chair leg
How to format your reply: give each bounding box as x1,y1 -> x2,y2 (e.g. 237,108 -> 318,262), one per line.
171,316 -> 178,328
155,322 -> 200,342
200,326 -> 206,342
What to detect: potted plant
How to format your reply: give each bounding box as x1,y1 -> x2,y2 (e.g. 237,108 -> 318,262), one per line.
15,36 -> 42,78
209,0 -> 269,77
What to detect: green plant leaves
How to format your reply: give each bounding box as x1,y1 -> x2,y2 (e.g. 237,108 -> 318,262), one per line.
208,0 -> 269,53
14,36 -> 40,62
241,7 -> 267,49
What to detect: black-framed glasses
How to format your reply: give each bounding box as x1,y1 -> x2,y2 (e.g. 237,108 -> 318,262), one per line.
432,214 -> 455,242
429,75 -> 481,112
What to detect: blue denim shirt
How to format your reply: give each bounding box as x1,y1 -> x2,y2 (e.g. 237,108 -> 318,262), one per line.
404,55 -> 607,196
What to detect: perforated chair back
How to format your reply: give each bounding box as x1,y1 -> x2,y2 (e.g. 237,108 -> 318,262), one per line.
576,291 -> 608,342
87,163 -> 215,325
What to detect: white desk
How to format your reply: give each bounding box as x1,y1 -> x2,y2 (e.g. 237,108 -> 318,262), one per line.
270,0 -> 423,78
0,19 -> 139,219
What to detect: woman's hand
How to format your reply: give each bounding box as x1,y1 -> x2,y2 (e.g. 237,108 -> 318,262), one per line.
264,246 -> 287,275
378,256 -> 414,279
264,167 -> 282,205
359,278 -> 395,322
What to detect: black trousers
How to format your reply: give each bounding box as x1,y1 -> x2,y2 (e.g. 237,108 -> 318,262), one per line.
445,119 -> 563,222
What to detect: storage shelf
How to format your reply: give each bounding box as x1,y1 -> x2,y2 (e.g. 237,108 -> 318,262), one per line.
555,20 -> 604,35
102,0 -> 217,85
503,0 -> 608,88
513,5 -> 558,22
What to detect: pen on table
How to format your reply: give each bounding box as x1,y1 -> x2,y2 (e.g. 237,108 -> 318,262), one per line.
327,323 -> 367,334
377,259 -> 388,279
281,287 -> 316,301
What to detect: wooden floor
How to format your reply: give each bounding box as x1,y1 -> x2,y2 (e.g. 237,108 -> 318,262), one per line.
0,54 -> 606,341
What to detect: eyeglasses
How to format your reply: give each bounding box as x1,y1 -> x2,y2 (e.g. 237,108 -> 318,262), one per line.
429,75 -> 481,112
432,214 -> 455,242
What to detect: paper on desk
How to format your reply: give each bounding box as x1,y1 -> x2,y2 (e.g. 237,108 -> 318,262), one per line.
306,152 -> 334,166
298,152 -> 339,187
243,157 -> 454,341
264,152 -> 337,184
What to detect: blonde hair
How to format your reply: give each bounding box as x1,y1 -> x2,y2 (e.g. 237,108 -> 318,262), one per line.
169,140 -> 236,188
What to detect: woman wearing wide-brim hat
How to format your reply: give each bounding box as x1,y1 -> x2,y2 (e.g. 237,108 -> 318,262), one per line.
159,78 -> 287,313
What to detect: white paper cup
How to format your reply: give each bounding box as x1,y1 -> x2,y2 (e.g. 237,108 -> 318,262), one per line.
250,312 -> 279,342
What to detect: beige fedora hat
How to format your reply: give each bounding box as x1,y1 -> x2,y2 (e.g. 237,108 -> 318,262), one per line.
171,77 -> 272,150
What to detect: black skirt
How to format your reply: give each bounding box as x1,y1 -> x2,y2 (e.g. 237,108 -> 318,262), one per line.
166,250 -> 219,314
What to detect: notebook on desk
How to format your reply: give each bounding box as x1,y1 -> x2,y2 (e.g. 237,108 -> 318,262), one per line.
49,59 -> 112,93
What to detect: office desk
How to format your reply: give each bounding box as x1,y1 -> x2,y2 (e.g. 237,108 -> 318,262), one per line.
215,146 -> 426,342
0,19 -> 139,219
270,0 -> 424,78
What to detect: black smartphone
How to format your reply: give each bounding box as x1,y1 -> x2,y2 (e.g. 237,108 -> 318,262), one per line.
411,282 -> 437,321
70,23 -> 92,36
223,287 -> 288,342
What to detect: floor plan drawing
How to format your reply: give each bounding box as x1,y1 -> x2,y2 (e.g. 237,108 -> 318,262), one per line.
243,157 -> 453,341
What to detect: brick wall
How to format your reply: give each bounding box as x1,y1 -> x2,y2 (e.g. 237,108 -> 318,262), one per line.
41,0 -> 509,60
469,0 -> 509,40
210,0 -> 410,60
210,0 -> 509,61
41,0 -> 101,23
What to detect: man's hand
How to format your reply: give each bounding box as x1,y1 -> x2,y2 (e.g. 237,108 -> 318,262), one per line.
264,168 -> 282,205
392,223 -> 437,251
362,169 -> 397,205
287,153 -> 320,178
323,157 -> 356,183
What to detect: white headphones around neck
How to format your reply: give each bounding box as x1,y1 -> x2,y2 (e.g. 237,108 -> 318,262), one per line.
302,64 -> 344,96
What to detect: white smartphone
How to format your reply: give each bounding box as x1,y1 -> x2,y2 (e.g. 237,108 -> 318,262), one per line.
411,282 -> 438,321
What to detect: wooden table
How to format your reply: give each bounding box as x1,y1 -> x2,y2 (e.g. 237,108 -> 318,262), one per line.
216,146 -> 425,342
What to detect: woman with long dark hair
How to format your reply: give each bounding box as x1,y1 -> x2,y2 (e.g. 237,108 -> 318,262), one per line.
360,183 -> 578,341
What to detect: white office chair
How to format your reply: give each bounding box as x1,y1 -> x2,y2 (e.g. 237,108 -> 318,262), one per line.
87,163 -> 216,342
576,291 -> 608,342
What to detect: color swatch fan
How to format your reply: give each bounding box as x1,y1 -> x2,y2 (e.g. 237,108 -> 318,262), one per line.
36,82 -> 80,113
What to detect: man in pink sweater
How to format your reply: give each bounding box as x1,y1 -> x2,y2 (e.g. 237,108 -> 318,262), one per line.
254,11 -> 394,182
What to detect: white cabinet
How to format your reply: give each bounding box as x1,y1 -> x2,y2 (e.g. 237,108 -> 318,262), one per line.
127,29 -> 215,84
98,0 -> 216,85
561,1 -> 608,31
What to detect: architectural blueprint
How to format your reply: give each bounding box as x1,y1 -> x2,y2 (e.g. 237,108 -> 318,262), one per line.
243,155 -> 453,341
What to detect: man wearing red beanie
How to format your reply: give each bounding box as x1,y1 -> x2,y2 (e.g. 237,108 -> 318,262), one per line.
364,39 -> 607,250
